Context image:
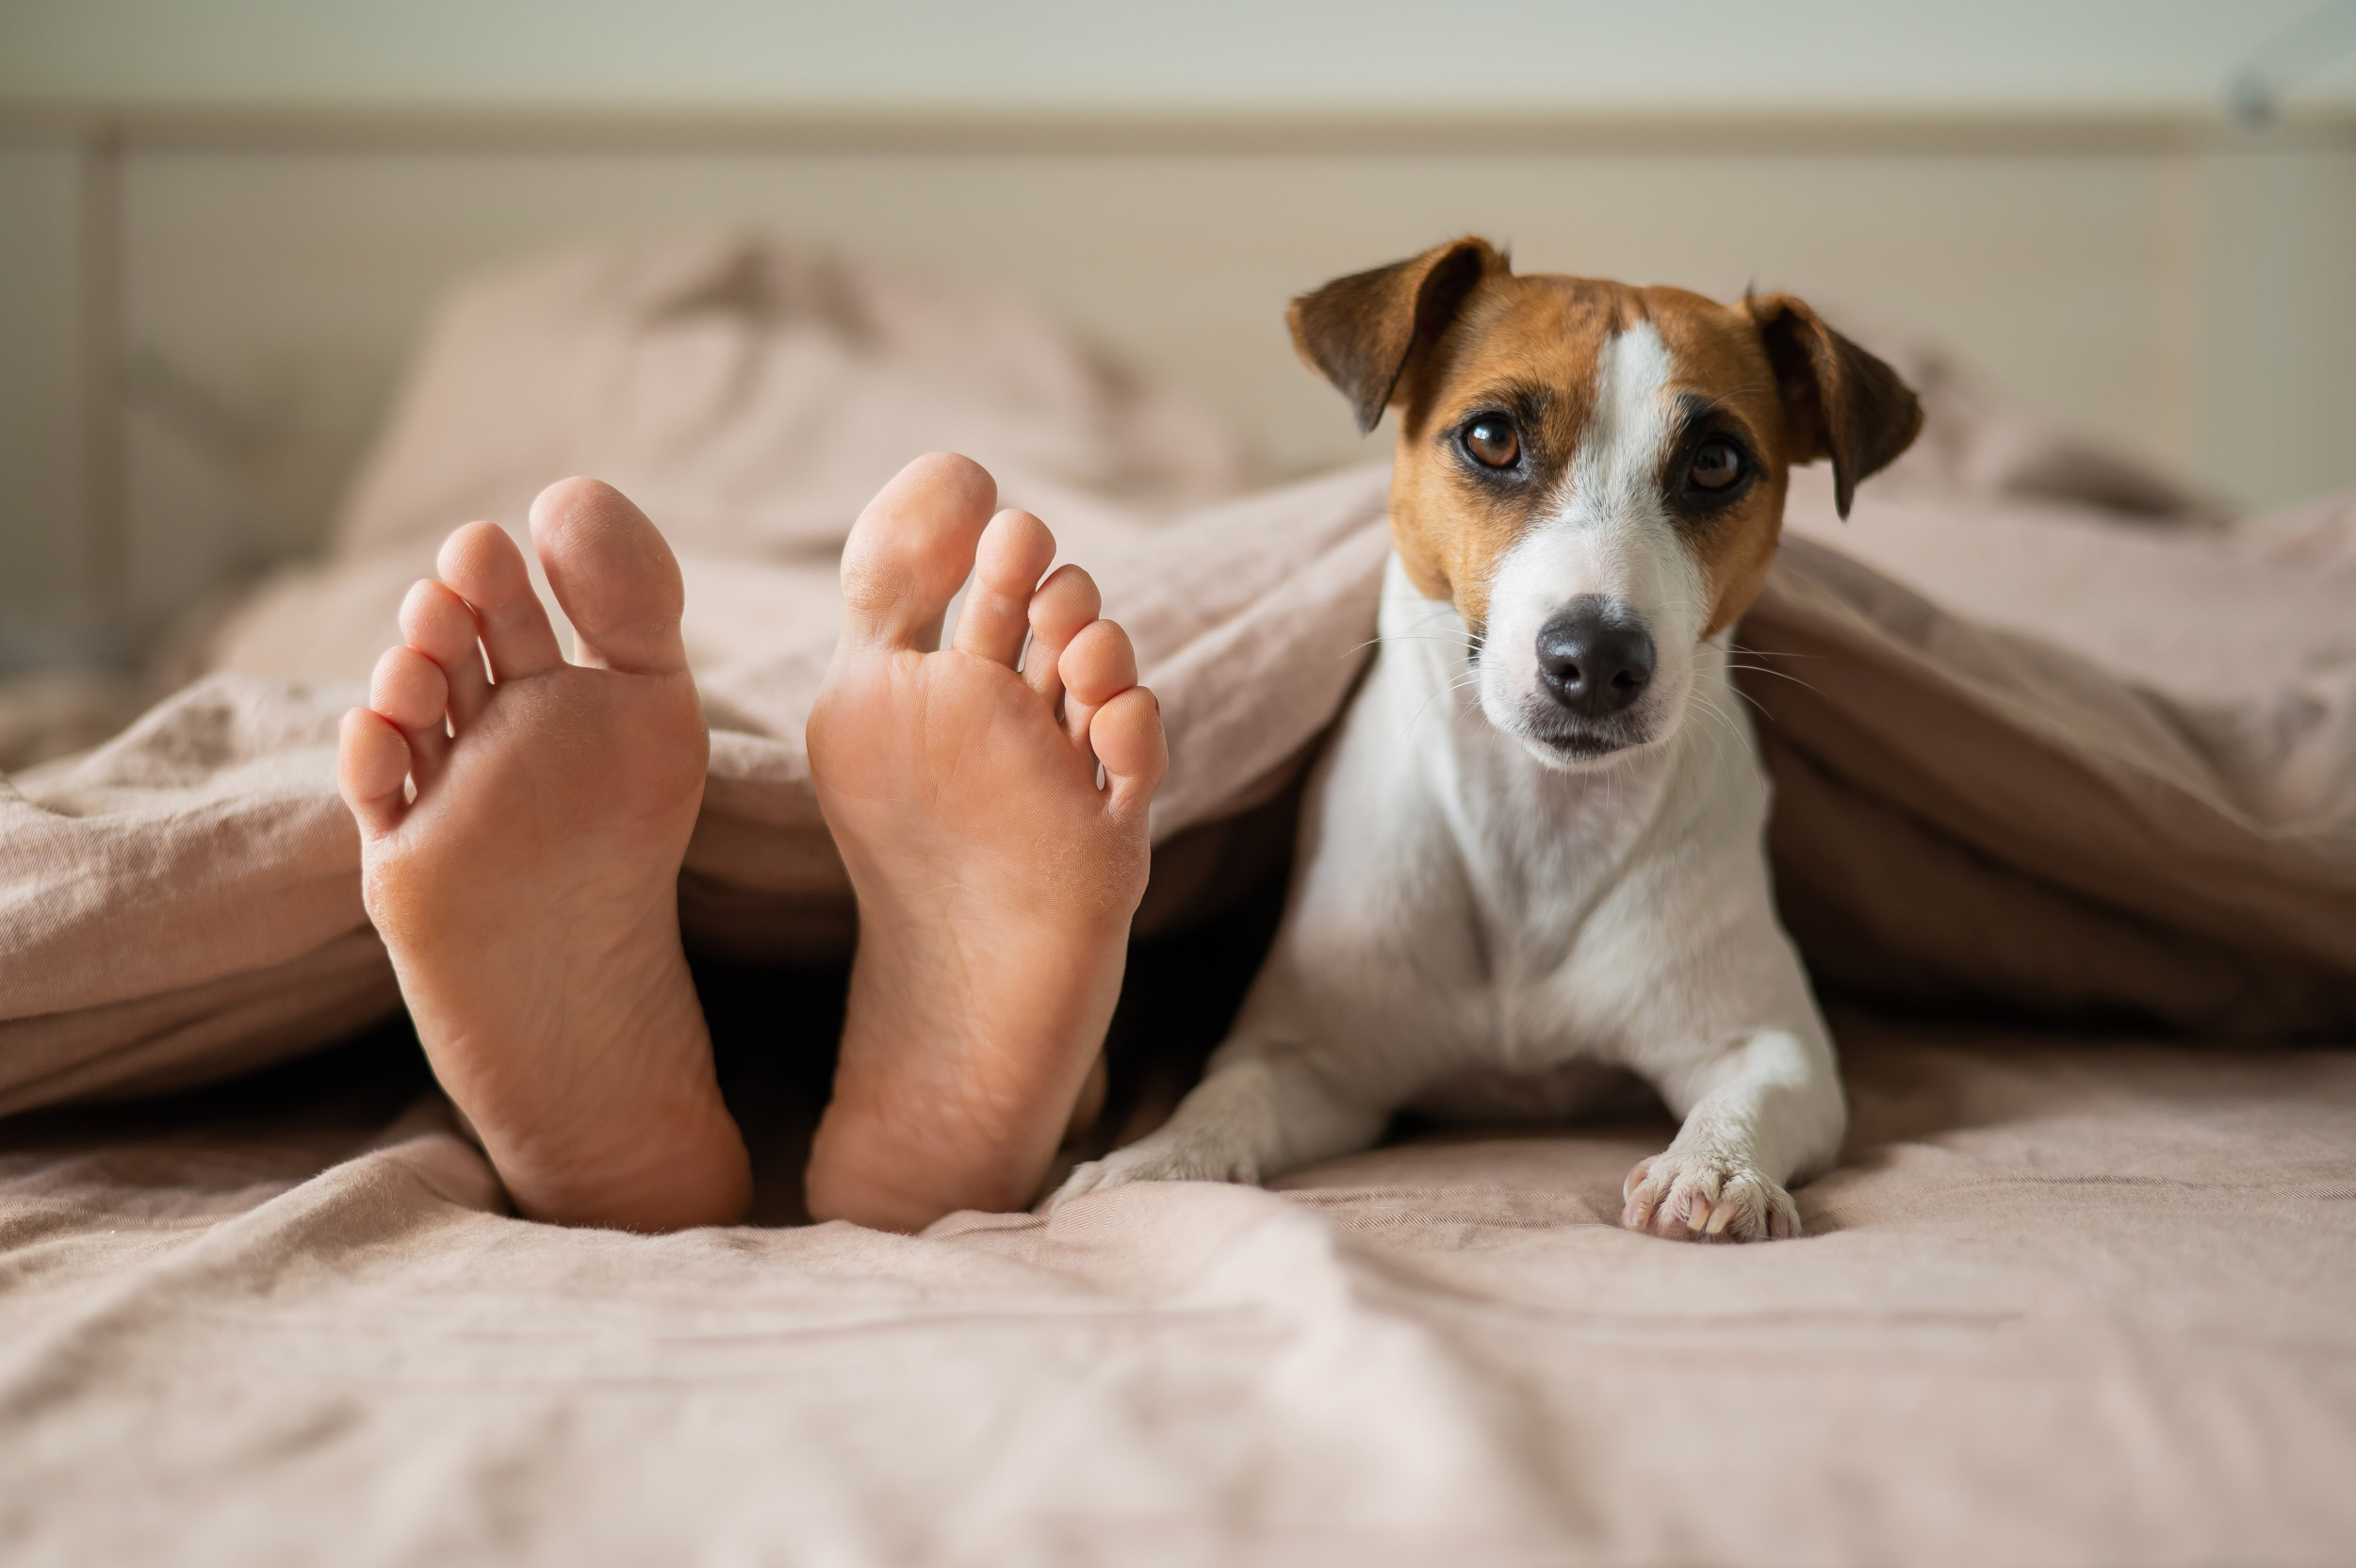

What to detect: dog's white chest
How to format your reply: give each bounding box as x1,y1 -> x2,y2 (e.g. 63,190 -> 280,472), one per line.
1438,734 -> 1661,1052
1326,557 -> 1769,1077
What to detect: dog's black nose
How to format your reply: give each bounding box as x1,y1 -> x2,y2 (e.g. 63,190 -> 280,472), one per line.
1535,599 -> 1655,717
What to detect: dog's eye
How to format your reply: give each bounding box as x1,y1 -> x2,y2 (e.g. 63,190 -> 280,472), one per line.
1463,417 -> 1520,468
1688,439 -> 1743,492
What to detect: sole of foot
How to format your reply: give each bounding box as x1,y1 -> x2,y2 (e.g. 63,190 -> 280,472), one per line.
803,452 -> 1168,1232
336,479 -> 752,1233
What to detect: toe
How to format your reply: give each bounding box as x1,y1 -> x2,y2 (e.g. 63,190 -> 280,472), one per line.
953,509 -> 1056,668
1058,619 -> 1140,710
1621,1160 -> 1662,1232
1088,687 -> 1166,816
437,521 -> 565,682
1677,1172 -> 1724,1236
1055,615 -> 1137,749
368,645 -> 451,778
840,452 -> 997,653
400,579 -> 491,725
529,478 -> 689,676
1059,619 -> 1137,743
337,707 -> 412,838
1023,564 -> 1102,710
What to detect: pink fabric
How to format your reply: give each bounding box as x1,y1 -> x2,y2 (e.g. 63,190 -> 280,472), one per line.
2,234 -> 2354,1563
1,1015 -> 2350,1564
6,238 -> 2351,1106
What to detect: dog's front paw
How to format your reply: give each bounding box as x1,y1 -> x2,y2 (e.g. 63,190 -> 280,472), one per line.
1620,1152 -> 1800,1243
1049,1135 -> 1261,1211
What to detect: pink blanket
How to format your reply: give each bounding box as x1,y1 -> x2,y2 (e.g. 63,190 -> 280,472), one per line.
5,236 -> 2350,1109
1,236 -> 2352,1563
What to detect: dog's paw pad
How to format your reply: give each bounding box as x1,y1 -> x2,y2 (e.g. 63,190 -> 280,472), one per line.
1620,1153 -> 1798,1243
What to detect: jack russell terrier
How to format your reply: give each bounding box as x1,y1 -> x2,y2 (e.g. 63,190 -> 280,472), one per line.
1055,237 -> 1922,1241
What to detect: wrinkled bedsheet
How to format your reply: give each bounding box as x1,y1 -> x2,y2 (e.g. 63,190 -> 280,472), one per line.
2,236 -> 2354,1564
2,1011 -> 2352,1566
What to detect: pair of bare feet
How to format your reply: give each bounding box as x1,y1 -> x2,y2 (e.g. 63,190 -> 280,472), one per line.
336,453 -> 1166,1233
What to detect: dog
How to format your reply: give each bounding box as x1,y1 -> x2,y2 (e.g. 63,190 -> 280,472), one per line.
1055,238 -> 1921,1241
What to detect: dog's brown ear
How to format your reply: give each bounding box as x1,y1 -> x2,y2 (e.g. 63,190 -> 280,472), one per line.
1288,237 -> 1504,433
1747,294 -> 1922,518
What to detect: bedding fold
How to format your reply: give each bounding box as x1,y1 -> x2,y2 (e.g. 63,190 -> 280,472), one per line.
3,234 -> 2352,1111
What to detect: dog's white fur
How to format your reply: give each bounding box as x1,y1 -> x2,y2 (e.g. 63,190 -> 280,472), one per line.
1055,321 -> 1844,1241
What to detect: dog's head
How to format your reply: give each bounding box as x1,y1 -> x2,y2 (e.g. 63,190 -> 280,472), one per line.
1291,237 -> 1921,767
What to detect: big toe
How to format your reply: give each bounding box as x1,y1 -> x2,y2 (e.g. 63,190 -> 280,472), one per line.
529,478 -> 688,676
840,452 -> 998,652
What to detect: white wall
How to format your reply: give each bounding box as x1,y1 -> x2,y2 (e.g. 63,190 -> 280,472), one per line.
0,141 -> 93,665
5,1 -> 2353,112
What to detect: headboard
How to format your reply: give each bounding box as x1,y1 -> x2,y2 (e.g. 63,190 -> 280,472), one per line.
3,106 -> 2351,664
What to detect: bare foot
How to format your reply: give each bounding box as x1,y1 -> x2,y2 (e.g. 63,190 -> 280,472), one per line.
336,480 -> 751,1232
804,453 -> 1168,1231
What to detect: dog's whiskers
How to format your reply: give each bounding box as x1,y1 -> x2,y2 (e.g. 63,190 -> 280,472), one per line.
1347,632 -> 1476,660
1722,678 -> 1775,713
1724,662 -> 1824,697
1402,668 -> 1489,736
1683,687 -> 1745,755
1344,605 -> 1478,662
1685,683 -> 1775,792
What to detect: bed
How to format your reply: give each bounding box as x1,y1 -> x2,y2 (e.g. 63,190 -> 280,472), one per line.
2,236 -> 2352,1565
